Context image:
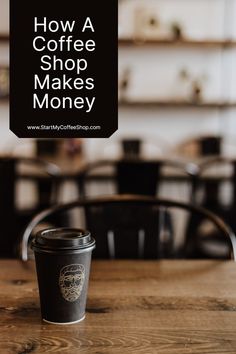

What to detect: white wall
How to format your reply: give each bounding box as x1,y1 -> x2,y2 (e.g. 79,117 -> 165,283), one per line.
0,0 -> 236,159
119,0 -> 236,39
0,0 -> 8,34
86,0 -> 236,160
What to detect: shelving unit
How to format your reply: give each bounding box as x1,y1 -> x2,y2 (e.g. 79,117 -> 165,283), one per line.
119,100 -> 236,109
119,38 -> 236,48
118,1 -> 236,116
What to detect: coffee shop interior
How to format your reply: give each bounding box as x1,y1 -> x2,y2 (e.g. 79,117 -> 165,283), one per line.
2,1 -> 236,353
1,0 -> 236,261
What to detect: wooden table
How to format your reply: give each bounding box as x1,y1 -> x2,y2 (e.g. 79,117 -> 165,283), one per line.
1,260 -> 236,353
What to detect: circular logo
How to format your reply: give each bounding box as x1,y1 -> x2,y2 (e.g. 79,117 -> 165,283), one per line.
59,264 -> 85,302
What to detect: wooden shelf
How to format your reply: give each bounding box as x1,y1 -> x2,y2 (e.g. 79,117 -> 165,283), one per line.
119,100 -> 236,109
119,38 -> 236,48
0,34 -> 9,42
2,35 -> 236,47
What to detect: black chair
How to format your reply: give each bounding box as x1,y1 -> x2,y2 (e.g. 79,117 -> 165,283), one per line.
0,157 -> 61,257
116,159 -> 160,196
174,135 -> 222,159
20,195 -> 236,261
121,139 -> 141,158
35,139 -> 61,156
187,156 -> 236,258
77,159 -> 197,244
200,136 -> 222,156
78,158 -> 197,197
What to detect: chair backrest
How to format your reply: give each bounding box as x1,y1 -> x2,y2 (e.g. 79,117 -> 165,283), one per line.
0,157 -> 60,257
121,139 -> 141,158
192,156 -> 236,206
0,158 -> 16,217
116,160 -> 161,196
79,158 -> 197,197
16,157 -> 61,206
174,135 -> 222,159
35,139 -> 61,156
0,158 -> 17,255
200,136 -> 222,156
20,195 -> 236,261
185,157 -> 236,259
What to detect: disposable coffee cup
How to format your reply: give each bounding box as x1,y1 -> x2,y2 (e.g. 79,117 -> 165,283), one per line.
31,228 -> 95,325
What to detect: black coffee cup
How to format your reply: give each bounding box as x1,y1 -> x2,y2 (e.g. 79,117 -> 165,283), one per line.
31,228 -> 95,324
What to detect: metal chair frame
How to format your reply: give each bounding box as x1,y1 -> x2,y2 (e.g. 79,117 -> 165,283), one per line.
21,195 -> 236,262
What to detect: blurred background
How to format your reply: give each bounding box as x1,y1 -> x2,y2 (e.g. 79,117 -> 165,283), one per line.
0,0 -> 236,157
1,0 -> 236,260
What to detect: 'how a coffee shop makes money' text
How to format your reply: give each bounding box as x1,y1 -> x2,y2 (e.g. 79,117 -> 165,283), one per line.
32,17 -> 96,113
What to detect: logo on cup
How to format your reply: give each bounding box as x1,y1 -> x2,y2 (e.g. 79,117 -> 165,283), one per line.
59,264 -> 85,302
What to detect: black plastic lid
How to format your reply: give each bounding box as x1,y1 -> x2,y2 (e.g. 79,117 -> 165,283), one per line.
31,228 -> 95,252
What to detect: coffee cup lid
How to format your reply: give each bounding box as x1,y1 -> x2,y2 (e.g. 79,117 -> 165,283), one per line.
31,228 -> 95,252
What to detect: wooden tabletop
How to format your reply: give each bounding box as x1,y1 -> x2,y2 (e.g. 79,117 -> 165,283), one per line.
1,260 -> 236,353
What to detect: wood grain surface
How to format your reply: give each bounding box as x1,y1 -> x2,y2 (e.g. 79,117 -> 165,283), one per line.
0,260 -> 236,353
